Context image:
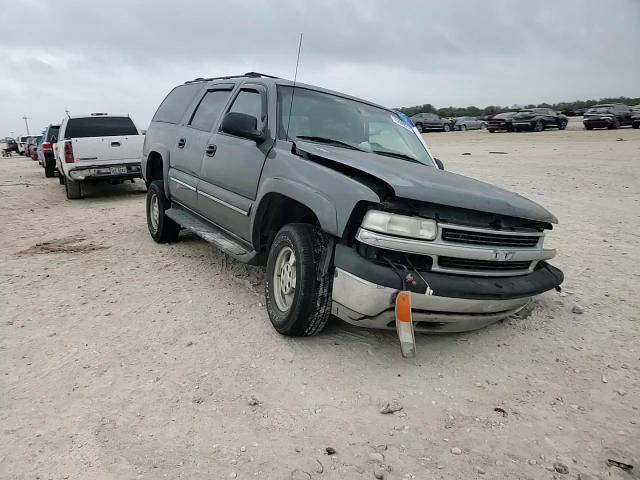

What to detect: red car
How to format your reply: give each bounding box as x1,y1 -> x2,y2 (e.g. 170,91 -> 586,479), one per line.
28,136 -> 42,161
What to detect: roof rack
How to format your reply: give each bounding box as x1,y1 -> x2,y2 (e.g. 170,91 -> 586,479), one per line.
184,72 -> 280,84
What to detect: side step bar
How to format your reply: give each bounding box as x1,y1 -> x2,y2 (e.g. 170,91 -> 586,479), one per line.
166,206 -> 258,263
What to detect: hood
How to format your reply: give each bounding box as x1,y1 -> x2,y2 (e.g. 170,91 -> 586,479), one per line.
296,141 -> 558,224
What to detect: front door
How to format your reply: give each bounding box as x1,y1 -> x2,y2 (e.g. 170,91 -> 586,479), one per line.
198,85 -> 271,241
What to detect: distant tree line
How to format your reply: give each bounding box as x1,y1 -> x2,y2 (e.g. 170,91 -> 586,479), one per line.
396,96 -> 640,118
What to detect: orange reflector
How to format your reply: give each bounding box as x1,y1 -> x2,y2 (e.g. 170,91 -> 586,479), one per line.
395,291 -> 416,358
396,291 -> 412,322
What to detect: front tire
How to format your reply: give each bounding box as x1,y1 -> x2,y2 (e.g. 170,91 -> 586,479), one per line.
559,120 -> 567,130
415,123 -> 424,133
146,180 -> 180,243
265,223 -> 333,337
608,118 -> 620,129
443,123 -> 451,132
64,177 -> 82,199
460,124 -> 467,131
632,123 -> 639,129
534,120 -> 543,132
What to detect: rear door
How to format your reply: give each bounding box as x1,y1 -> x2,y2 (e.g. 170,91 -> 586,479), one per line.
197,84 -> 270,240
168,85 -> 234,211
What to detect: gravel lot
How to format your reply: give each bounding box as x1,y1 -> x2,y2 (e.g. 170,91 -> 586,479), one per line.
1,125 -> 639,479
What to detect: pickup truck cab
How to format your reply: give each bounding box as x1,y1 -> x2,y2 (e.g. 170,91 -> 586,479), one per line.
55,113 -> 144,199
143,72 -> 563,338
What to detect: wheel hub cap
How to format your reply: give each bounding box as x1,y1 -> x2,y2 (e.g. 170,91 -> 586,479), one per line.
150,193 -> 159,232
273,246 -> 296,311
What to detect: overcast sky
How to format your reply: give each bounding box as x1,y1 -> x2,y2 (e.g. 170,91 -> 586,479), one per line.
1,0 -> 639,135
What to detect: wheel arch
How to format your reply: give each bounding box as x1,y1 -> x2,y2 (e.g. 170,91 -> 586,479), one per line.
144,145 -> 171,197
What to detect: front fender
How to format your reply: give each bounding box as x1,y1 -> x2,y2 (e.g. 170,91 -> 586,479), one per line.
253,177 -> 339,236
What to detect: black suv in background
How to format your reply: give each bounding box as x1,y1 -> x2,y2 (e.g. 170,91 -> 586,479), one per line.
410,113 -> 453,132
512,108 -> 568,132
582,104 -> 633,130
631,106 -> 640,129
486,112 -> 518,132
37,124 -> 60,177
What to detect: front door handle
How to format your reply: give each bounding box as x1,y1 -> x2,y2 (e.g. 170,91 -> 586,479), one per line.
205,144 -> 217,157
177,138 -> 186,149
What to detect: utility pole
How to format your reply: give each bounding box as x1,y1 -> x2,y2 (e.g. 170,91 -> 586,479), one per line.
22,115 -> 32,135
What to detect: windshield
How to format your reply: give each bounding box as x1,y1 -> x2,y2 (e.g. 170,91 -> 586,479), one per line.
494,112 -> 515,119
587,106 -> 613,113
277,86 -> 434,166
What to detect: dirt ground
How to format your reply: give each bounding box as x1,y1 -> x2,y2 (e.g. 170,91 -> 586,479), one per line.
1,124 -> 639,480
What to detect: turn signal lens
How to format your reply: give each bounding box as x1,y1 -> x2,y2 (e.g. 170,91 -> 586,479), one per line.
395,291 -> 416,358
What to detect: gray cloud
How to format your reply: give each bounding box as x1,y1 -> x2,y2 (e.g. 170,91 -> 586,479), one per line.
1,0 -> 639,134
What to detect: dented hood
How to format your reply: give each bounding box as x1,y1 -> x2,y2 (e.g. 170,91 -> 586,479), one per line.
297,142 -> 558,224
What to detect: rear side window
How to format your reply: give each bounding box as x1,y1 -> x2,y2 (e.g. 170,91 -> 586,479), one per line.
46,126 -> 59,142
189,90 -> 233,132
152,83 -> 203,124
65,117 -> 138,138
228,90 -> 264,130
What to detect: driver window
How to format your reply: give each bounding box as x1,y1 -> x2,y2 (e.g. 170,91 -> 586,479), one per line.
228,90 -> 264,130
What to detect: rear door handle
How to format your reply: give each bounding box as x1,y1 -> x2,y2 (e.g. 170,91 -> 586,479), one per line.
177,138 -> 186,149
205,144 -> 217,157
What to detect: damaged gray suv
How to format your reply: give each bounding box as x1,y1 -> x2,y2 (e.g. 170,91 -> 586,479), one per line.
142,72 -> 563,338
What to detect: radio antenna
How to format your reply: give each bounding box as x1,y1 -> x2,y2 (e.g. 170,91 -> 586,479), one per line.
285,32 -> 303,141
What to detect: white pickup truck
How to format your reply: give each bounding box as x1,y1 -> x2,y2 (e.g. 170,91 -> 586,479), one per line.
54,113 -> 144,199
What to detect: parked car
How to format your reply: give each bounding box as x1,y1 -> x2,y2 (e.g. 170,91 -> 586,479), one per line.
1,137 -> 18,157
16,135 -> 30,155
37,124 -> 60,177
512,108 -> 568,132
631,106 -> 640,129
486,112 -> 518,132
452,116 -> 485,131
410,113 -> 453,132
582,104 -> 633,130
54,113 -> 144,199
28,135 -> 43,160
25,136 -> 40,160
142,72 -> 563,339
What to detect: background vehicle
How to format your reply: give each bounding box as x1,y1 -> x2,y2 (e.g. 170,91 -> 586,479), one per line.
142,72 -> 562,338
486,112 -> 518,132
37,124 -> 60,177
512,108 -> 567,132
410,113 -> 453,132
55,113 -> 144,199
1,137 -> 18,157
452,116 -> 485,131
582,104 -> 633,130
26,136 -> 40,160
16,135 -> 30,155
631,106 -> 640,129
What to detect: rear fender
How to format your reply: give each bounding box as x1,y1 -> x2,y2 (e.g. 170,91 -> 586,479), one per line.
144,144 -> 171,197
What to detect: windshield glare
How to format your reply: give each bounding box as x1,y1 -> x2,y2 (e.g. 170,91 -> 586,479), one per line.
277,86 -> 434,166
587,106 -> 612,113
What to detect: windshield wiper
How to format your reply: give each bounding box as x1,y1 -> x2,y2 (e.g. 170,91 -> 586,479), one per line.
295,136 -> 364,151
372,149 -> 420,163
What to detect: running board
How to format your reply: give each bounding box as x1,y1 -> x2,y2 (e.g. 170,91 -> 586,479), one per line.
166,206 -> 257,263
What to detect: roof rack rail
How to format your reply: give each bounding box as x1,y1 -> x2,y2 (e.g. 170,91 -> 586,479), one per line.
184,72 -> 280,84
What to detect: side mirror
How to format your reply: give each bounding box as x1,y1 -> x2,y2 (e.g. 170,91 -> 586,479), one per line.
434,158 -> 444,170
221,112 -> 265,143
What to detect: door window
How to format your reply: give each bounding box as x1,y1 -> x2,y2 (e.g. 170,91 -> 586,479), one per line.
228,90 -> 265,130
189,90 -> 233,132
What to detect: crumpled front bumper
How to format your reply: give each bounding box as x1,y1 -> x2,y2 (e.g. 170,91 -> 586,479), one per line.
331,245 -> 564,333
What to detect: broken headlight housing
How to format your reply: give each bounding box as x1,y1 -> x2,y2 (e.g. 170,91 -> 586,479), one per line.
361,210 -> 437,240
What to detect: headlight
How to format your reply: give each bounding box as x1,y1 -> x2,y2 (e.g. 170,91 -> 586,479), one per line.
361,210 -> 437,240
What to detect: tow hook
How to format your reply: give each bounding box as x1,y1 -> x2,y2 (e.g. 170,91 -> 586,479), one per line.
395,291 -> 416,358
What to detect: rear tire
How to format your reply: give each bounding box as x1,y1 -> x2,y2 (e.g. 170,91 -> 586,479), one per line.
632,123 -> 639,129
265,223 -> 333,337
146,180 -> 180,243
45,165 -> 55,178
488,129 -> 495,133
460,124 -> 467,131
443,123 -> 451,132
608,118 -> 620,129
64,177 -> 82,199
585,125 -> 593,130
415,123 -> 424,133
559,120 -> 567,130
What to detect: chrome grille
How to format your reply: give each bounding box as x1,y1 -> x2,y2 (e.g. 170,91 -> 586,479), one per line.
441,228 -> 540,248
